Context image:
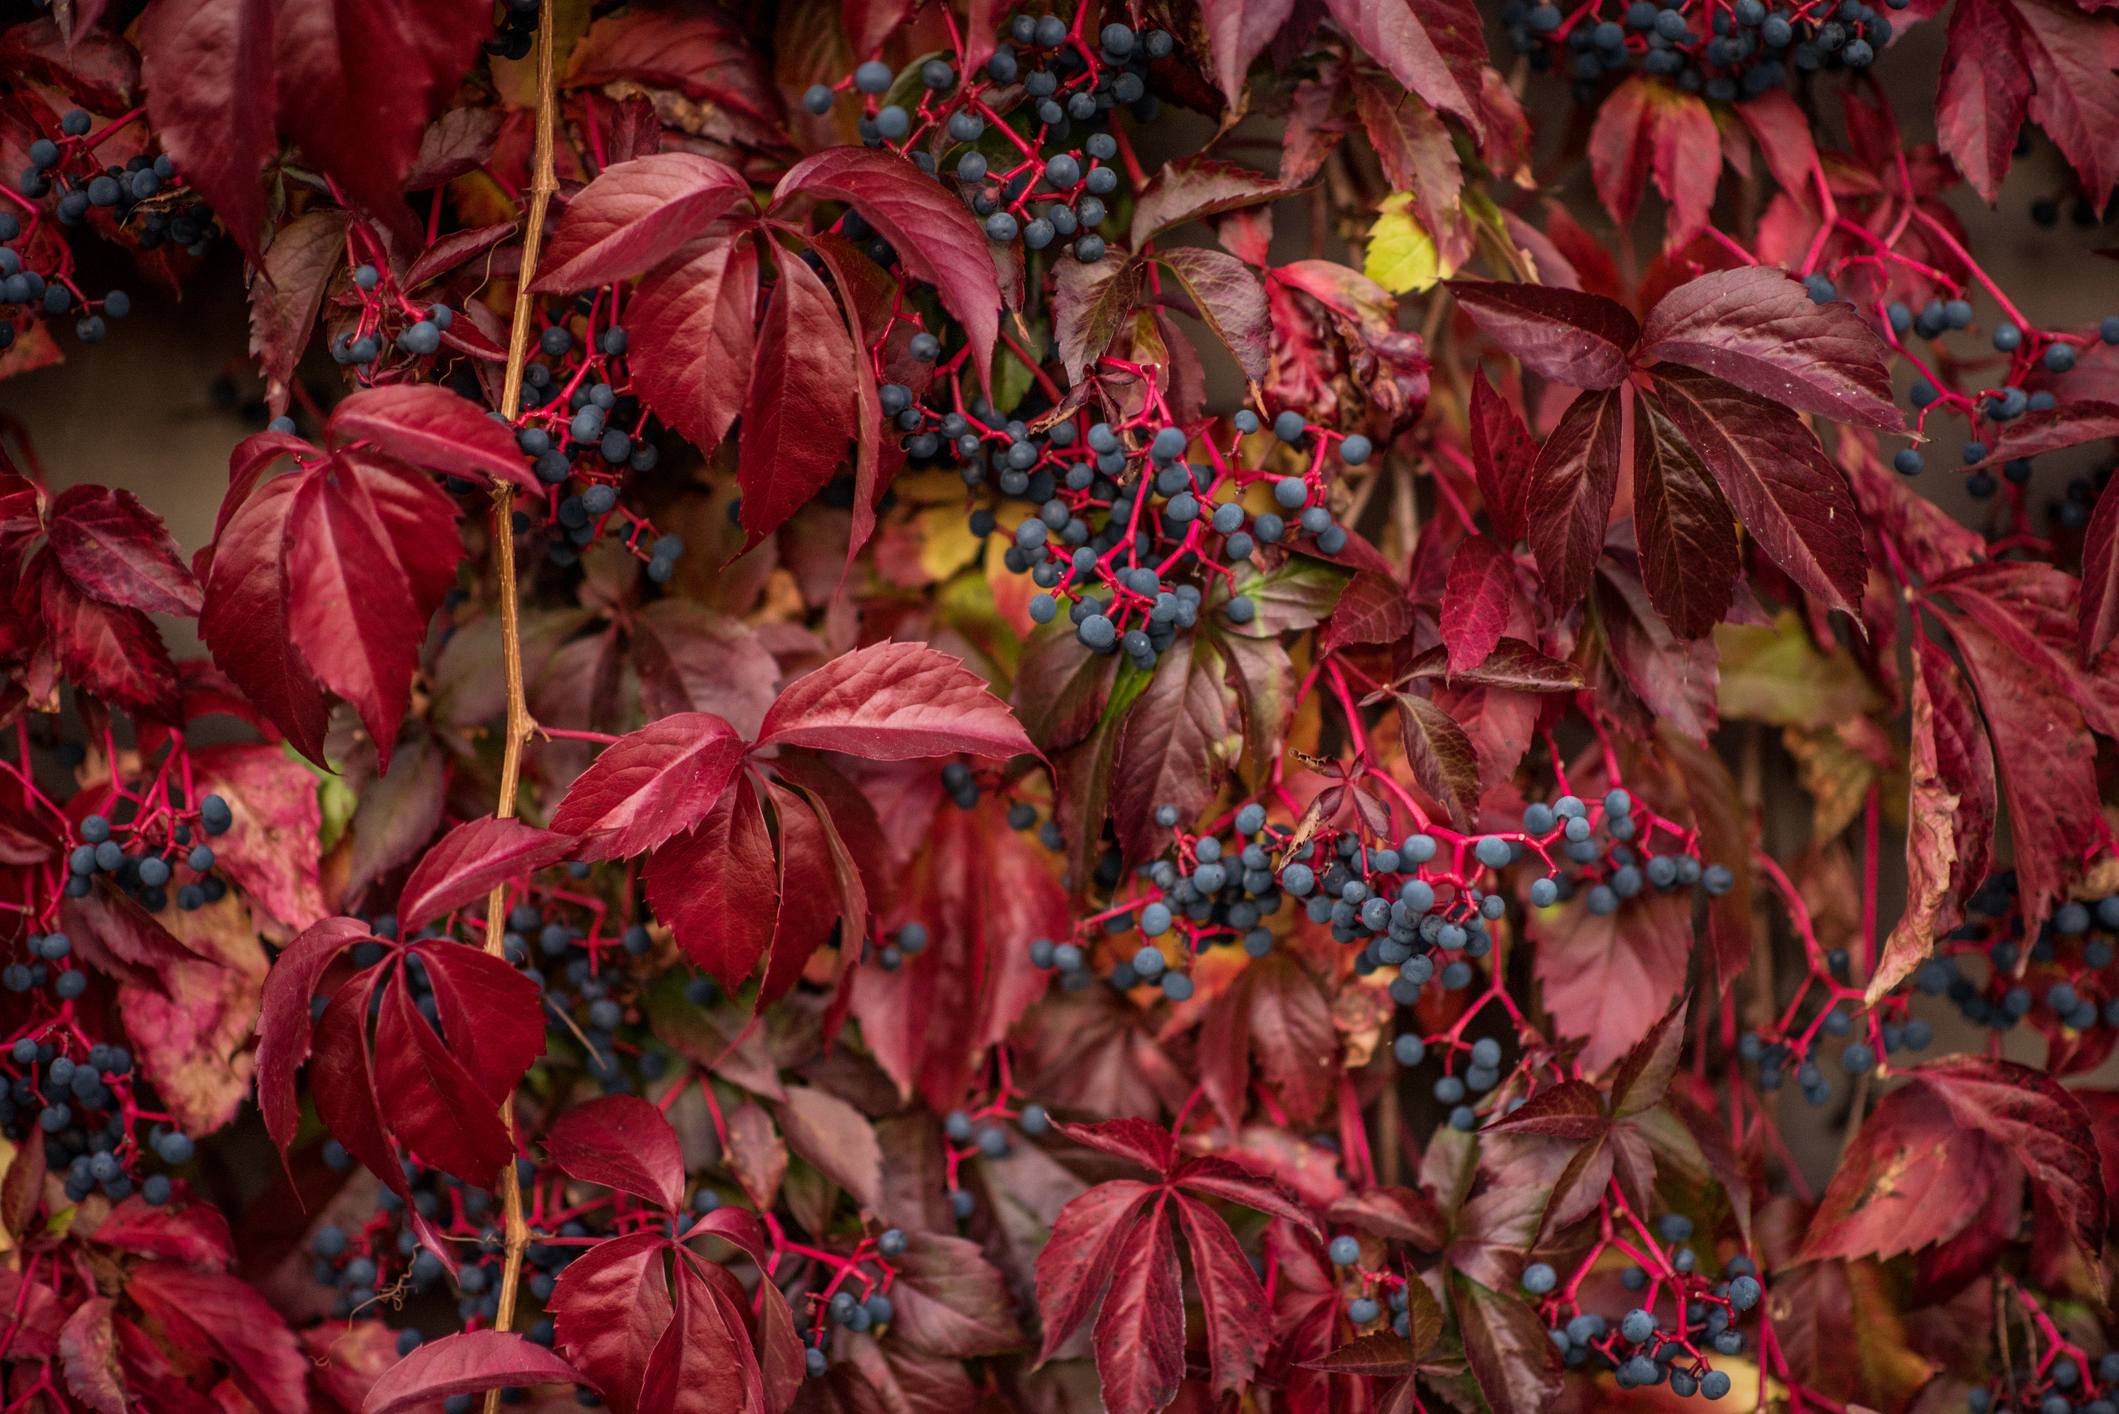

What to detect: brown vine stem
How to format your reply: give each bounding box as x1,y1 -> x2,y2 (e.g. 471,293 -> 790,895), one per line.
482,0 -> 558,1404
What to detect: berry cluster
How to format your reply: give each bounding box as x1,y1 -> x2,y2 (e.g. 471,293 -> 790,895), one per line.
808,14 -> 1168,267
0,1022 -> 189,1208
1964,1320 -> 2119,1414
1502,0 -> 1902,105
57,797 -> 231,916
1913,878 -> 2119,1038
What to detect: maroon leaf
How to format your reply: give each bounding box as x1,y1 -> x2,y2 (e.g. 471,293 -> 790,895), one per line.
1524,387 -> 1624,611
1441,534 -> 1516,676
1111,632 -> 1238,860
754,640 -> 1035,761
1937,0 -> 2030,202
58,1298 -> 124,1414
199,481 -> 325,764
546,1095 -> 687,1214
1631,391 -> 1738,639
1036,1180 -> 1160,1364
1319,570 -> 1416,655
1446,281 -> 1640,390
1481,1080 -> 1608,1139
1156,247 -> 1272,383
1640,266 -> 1905,431
1393,692 -> 1481,830
1469,369 -> 1535,543
327,384 -> 541,492
2011,0 -> 2119,212
1060,1117 -> 1182,1174
759,782 -> 857,1009
397,815 -> 579,929
534,152 -> 755,291
1320,0 -> 1483,137
364,1331 -> 587,1414
1403,639 -> 1584,691
1054,252 -> 1147,384
1129,157 -> 1288,249
635,1258 -> 762,1414
1801,1056 -> 2105,1269
774,146 -> 1000,393
645,774 -> 777,989
2081,460 -> 2119,665
878,1231 -> 1024,1358
310,976 -> 407,1202
402,220 -> 517,290
1969,399 -> 2119,469
1650,364 -> 1867,615
550,711 -> 747,860
627,235 -> 759,455
773,1086 -> 881,1212
1869,644 -> 1972,1002
735,245 -> 857,548
1452,1271 -> 1563,1414
40,567 -> 181,721
1173,1191 -> 1271,1395
1608,993 -> 1688,1117
1301,1331 -> 1425,1375
138,0 -> 277,258
254,916 -> 370,1159
248,208 -> 348,416
374,975 -> 514,1188
1199,0 -> 1296,108
1173,1155 -> 1321,1232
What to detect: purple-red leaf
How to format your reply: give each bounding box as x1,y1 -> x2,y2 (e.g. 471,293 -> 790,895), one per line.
1129,157 -> 1289,250
1320,0 -> 1483,137
1632,391 -> 1738,639
1156,247 -> 1272,383
397,815 -> 579,929
374,975 -> 514,1188
774,146 -> 1000,393
1640,266 -> 1905,431
535,153 -> 755,291
2081,458 -> 2119,666
1093,1193 -> 1186,1414
1524,387 -> 1625,611
1650,365 -> 1867,616
550,712 -> 747,860
1035,1180 -> 1160,1363
327,385 -> 541,491
46,486 -> 202,618
546,1095 -> 687,1214
1587,75 -> 1721,251
756,640 -> 1035,761
1111,632 -> 1239,860
1394,691 -> 1481,830
627,236 -> 759,455
1447,280 -> 1640,390
253,916 -> 371,1159
364,1331 -> 587,1414
1320,570 -> 1416,655
416,940 -> 547,1107
1469,369 -> 1536,544
1441,535 -> 1516,676
645,774 -> 777,990
1174,1191 -> 1271,1395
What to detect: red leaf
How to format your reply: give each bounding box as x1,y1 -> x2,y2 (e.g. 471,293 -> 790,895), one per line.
46,485 -> 201,616
549,1231 -> 674,1414
1609,994 -> 1689,1117
2014,0 -> 2119,210
2081,459 -> 2119,665
326,385 -> 540,492
1320,0 -> 1481,137
1199,0 -> 1296,108
1199,952 -> 1340,1126
364,1331 -> 586,1414
754,640 -> 1035,761
1870,644 -> 1972,1002
1594,560 -> 1720,742
759,782 -> 845,1009
1801,1056 -> 2105,1268
1129,157 -> 1288,250
374,973 -> 514,1187
1943,604 -> 2101,937
285,462 -> 423,762
1587,75 -> 1720,250
736,246 -> 857,547
415,940 -> 546,1106
1523,387 -> 1625,612
1530,887 -> 1692,1071
1970,399 -> 2119,469
1174,1191 -> 1271,1395
138,0 -> 277,259
254,916 -> 370,1158
310,975 -> 408,1202
1441,535 -> 1516,675
535,152 -> 755,291
1732,88 -> 1819,215
191,741 -> 329,933
199,476 -> 330,762
1649,364 -> 1867,615
774,1086 -> 882,1212
1354,72 -> 1465,254
1111,632 -> 1239,859
1172,1154 -> 1321,1232
546,1095 -> 686,1214
1035,1180 -> 1160,1362
90,1194 -> 236,1270
774,147 -> 1001,395
39,566 -> 180,720
846,795 -> 1067,1110
1640,266 -> 1905,431
1936,0 -> 2032,200
636,1258 -> 762,1414
1394,692 -> 1481,830
1157,247 -> 1272,383
1093,1194 -> 1186,1414
58,1298 -> 124,1414
1054,252 -> 1147,384
879,1231 -> 1025,1358
627,235 -> 759,455
645,775 -> 777,989
271,0 -> 492,243
124,1265 -> 308,1413
1446,280 -> 1640,390
1468,369 -> 1535,544
1060,1118 -> 1181,1174
1481,1080 -> 1608,1139
1319,570 -> 1416,655
397,815 -> 579,929
1631,391 -> 1738,639
249,208 -> 349,416
550,711 -> 748,860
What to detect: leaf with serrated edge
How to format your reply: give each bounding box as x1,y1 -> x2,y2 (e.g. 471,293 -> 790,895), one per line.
1524,388 -> 1624,612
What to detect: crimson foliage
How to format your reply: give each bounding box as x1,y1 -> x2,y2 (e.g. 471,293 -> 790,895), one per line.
0,0 -> 2114,1412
